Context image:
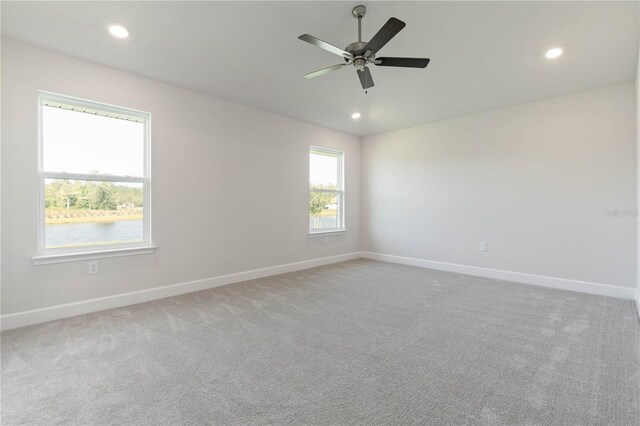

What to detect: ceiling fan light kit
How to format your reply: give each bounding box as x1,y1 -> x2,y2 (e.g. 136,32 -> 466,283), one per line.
298,5 -> 430,91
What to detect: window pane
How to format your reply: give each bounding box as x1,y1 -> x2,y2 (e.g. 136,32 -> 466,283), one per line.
309,191 -> 338,230
45,179 -> 143,248
310,151 -> 338,188
43,106 -> 144,177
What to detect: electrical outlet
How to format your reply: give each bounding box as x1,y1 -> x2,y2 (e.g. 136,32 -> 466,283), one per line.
88,261 -> 99,274
480,242 -> 488,252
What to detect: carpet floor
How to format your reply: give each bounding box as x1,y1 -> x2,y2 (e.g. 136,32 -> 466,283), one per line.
1,259 -> 639,425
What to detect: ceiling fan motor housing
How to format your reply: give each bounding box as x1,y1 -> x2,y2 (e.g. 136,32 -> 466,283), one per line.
345,41 -> 368,57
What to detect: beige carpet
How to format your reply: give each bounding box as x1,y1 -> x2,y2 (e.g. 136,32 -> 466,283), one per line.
2,259 -> 639,425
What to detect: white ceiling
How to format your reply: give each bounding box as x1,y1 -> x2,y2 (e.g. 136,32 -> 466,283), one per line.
2,1 -> 638,136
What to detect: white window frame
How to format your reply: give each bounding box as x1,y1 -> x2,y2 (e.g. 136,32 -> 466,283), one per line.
309,146 -> 345,235
33,92 -> 154,264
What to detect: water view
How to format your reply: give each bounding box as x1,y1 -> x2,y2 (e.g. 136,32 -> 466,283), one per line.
44,178 -> 338,248
46,219 -> 143,248
47,215 -> 339,248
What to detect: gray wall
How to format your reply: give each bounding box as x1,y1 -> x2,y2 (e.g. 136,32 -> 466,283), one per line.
1,40 -> 361,315
2,39 -> 637,318
362,83 -> 637,288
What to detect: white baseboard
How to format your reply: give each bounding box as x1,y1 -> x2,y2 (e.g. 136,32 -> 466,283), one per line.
361,252 -> 636,300
3,250 -> 636,331
0,252 -> 361,331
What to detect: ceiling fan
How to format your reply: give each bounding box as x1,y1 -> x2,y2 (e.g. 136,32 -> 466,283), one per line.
298,5 -> 430,91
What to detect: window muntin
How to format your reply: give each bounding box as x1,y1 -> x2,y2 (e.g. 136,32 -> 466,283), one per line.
309,146 -> 344,233
38,93 -> 151,255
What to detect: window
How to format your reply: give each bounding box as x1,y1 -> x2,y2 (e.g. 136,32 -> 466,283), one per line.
309,146 -> 344,234
36,92 -> 152,261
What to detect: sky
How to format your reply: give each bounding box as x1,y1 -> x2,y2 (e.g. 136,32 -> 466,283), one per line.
310,152 -> 339,187
44,105 -> 339,186
43,106 -> 144,177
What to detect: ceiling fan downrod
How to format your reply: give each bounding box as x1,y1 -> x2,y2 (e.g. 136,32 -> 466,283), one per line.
348,5 -> 369,73
353,5 -> 366,42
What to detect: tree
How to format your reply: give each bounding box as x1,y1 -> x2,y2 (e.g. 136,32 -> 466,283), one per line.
309,184 -> 337,228
94,182 -> 117,210
46,180 -> 78,210
44,179 -> 144,213
76,181 -> 97,210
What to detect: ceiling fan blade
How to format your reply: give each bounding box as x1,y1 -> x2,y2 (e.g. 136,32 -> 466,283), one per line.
303,63 -> 350,79
357,67 -> 374,89
298,34 -> 353,59
376,57 -> 430,68
364,18 -> 406,55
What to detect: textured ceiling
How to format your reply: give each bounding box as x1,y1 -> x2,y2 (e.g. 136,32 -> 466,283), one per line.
2,1 -> 638,136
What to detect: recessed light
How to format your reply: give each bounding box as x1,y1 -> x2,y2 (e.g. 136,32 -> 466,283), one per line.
545,47 -> 563,59
108,24 -> 129,39
351,112 -> 361,119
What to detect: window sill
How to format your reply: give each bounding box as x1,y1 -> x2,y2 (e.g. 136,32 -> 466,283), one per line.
33,246 -> 157,265
308,230 -> 347,237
